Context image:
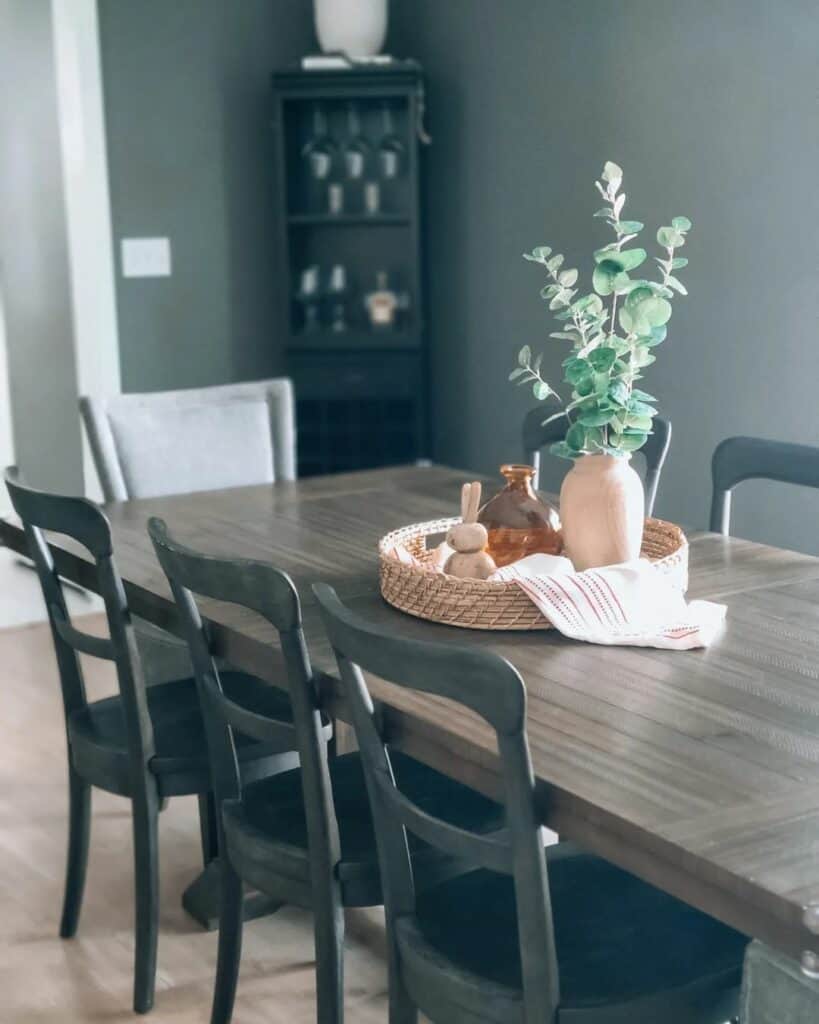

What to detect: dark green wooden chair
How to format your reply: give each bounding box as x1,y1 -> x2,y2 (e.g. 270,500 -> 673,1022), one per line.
4,469 -> 298,1014
148,518 -> 503,1024
314,583 -> 749,1024
523,411 -> 672,516
710,435 -> 819,534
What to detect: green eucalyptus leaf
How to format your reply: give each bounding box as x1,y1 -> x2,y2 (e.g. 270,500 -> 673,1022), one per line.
632,347 -> 656,368
592,263 -> 616,296
549,441 -> 576,461
628,399 -> 657,418
518,345 -> 531,367
523,245 -> 552,263
549,332 -> 577,341
565,357 -> 591,384
631,388 -> 657,402
588,346 -> 617,372
612,271 -> 635,295
671,216 -> 692,231
657,226 -> 685,248
559,268 -> 578,287
578,408 -> 614,427
546,254 -> 564,273
508,367 -> 527,381
533,381 -> 552,400
565,422 -> 587,451
671,257 -> 689,269
593,245 -> 620,264
593,208 -> 613,219
666,274 -> 688,295
617,220 -> 644,234
616,432 -> 649,452
602,161 -> 623,186
641,296 -> 673,326
571,293 -> 604,315
575,375 -> 595,397
609,379 -> 630,406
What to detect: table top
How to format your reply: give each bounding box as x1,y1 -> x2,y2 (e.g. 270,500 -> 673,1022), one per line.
3,464 -> 819,962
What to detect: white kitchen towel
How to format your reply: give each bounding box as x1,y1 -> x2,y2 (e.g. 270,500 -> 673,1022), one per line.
493,557 -> 726,650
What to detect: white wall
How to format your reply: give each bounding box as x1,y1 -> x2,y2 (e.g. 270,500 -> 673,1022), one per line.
0,289 -> 14,515
0,0 -> 119,499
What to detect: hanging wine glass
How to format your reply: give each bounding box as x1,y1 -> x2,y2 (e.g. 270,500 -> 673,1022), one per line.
377,102 -> 404,180
302,104 -> 336,179
341,102 -> 372,182
301,104 -> 337,208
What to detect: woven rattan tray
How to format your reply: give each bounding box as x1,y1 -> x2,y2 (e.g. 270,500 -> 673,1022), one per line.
379,517 -> 688,631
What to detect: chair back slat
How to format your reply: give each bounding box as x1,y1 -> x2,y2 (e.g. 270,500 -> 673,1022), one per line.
371,767 -> 513,873
148,518 -> 340,873
314,583 -> 560,1019
218,688 -> 297,746
710,435 -> 819,535
51,606 -> 116,661
523,410 -> 672,517
4,467 -> 155,766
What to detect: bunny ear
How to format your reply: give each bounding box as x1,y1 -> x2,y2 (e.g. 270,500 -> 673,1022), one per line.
460,482 -> 472,521
467,481 -> 482,523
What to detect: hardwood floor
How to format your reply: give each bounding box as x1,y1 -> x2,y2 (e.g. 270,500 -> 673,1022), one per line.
0,615 -> 398,1023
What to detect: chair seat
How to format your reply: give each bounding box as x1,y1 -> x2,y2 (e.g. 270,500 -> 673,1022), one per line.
399,847 -> 747,1024
68,672 -> 298,798
222,751 -> 505,908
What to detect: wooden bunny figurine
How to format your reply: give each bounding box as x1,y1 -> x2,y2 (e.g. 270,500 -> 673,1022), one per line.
444,482 -> 497,580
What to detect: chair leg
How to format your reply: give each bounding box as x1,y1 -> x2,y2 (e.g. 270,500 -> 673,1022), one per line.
59,766 -> 91,938
388,943 -> 417,1024
313,889 -> 345,1024
198,791 -> 219,866
210,854 -> 244,1024
132,783 -> 160,1014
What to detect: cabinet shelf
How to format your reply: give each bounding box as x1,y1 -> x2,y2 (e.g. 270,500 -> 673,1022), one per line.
287,328 -> 420,352
287,213 -> 411,227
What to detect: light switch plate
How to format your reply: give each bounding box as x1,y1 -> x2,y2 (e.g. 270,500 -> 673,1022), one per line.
121,237 -> 172,278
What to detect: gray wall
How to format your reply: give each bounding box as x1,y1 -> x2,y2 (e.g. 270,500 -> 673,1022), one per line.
390,0 -> 819,552
0,0 -> 84,492
98,0 -> 312,393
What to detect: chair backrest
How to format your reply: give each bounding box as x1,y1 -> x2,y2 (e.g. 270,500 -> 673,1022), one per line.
313,583 -> 560,1021
80,378 -> 297,501
4,467 -> 155,766
523,410 -> 672,517
709,435 -> 819,535
147,518 -> 338,869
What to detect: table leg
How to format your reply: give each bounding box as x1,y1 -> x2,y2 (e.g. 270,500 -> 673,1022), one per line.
182,859 -> 283,932
740,941 -> 819,1024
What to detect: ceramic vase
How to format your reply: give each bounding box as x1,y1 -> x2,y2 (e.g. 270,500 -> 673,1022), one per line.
559,454 -> 644,570
314,0 -> 388,57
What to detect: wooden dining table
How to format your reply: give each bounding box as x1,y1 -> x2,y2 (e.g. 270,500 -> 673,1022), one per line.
3,463 -> 819,984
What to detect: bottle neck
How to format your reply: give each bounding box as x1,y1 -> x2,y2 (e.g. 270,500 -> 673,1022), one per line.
500,465 -> 536,493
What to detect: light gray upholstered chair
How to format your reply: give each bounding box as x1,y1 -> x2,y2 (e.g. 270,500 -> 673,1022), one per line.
79,378 -> 296,502
79,379 -> 297,682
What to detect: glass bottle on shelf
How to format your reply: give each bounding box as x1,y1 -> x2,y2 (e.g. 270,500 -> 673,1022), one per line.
327,264 -> 349,333
295,265 -> 321,332
478,464 -> 563,567
364,271 -> 398,329
301,104 -> 337,211
377,102 -> 404,180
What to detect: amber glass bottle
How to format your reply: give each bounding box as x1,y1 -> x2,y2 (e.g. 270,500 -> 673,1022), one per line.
478,464 -> 563,568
